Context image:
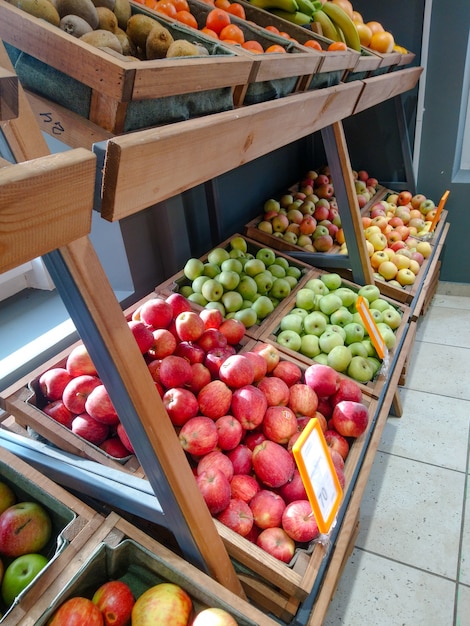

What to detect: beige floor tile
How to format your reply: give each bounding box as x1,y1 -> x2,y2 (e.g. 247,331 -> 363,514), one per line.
455,584 -> 470,625
431,293 -> 470,311
459,489 -> 470,586
404,341 -> 470,401
356,452 -> 464,579
380,388 -> 470,471
416,304 -> 470,348
323,548 -> 455,626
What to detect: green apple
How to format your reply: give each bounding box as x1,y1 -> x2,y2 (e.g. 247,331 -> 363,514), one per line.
361,339 -> 377,357
230,236 -> 248,253
221,258 -> 243,274
252,295 -> 274,320
369,309 -> 383,324
222,291 -> 243,313
269,296 -> 280,308
275,256 -> 290,271
180,285 -> 193,298
270,278 -> 291,300
269,264 -> 286,278
347,355 -> 375,383
256,248 -> 276,266
369,298 -> 391,313
329,307 -> 353,328
244,258 -> 266,277
203,262 -> 221,278
1,554 -> 49,606
290,307 -> 308,319
207,247 -> 230,266
320,272 -> 342,291
381,307 -> 402,330
280,314 -> 303,334
358,283 -> 381,304
349,341 -> 369,358
277,329 -> 302,352
352,312 -> 366,327
264,198 -> 281,213
216,270 -> 240,291
319,330 -> 344,353
285,275 -> 299,289
318,293 -> 343,316
188,293 -> 208,307
286,266 -> 302,279
377,324 -> 397,350
234,308 -> 257,328
254,271 -> 274,295
303,311 -> 328,336
230,249 -> 246,260
326,324 -> 346,340
237,275 -> 258,301
201,278 -> 224,302
343,322 -> 365,344
283,232 -> 298,245
367,356 -> 382,376
192,275 -> 210,293
314,353 -> 328,365
300,334 -> 321,358
327,345 -> 352,373
295,288 -> 316,311
335,287 -> 358,308
304,278 -> 329,295
184,258 -> 204,281
205,301 -> 226,315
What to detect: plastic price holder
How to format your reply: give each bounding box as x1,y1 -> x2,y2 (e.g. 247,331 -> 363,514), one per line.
292,417 -> 343,535
429,189 -> 450,232
356,295 -> 386,360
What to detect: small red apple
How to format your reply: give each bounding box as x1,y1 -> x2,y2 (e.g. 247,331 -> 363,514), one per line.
62,375 -> 102,415
257,376 -> 290,407
85,384 -> 120,426
262,405 -> 298,445
242,351 -> 268,383
65,344 -> 98,377
282,499 -> 319,543
38,367 -> 73,401
159,355 -> 193,389
92,580 -> 135,626
42,400 -> 74,428
179,416 -> 218,456
139,298 -> 173,330
277,469 -> 308,503
324,429 -> 349,460
196,468 -> 231,515
230,474 -> 260,503
197,380 -> 233,420
48,597 -> 104,626
165,292 -> 192,318
304,363 -> 339,398
252,440 -> 295,488
199,307 -> 223,330
131,583 -> 192,626
272,360 -> 302,387
127,320 -> 155,354
71,413 -> 110,445
187,362 -> 212,394
218,318 -> 246,345
163,387 -> 199,426
252,343 -> 280,373
216,498 -> 254,536
256,527 -> 295,563
231,385 -> 268,431
331,400 -> 369,438
100,437 -> 131,458
288,383 -> 318,417
215,415 -> 244,451
226,445 -> 252,475
197,328 -> 228,353
147,328 -> 177,359
219,354 -> 255,389
249,489 -> 286,529
197,450 -> 234,482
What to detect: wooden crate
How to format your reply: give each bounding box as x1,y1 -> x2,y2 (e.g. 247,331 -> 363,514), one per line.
398,317 -> 418,387
15,512 -> 278,626
255,270 -> 411,399
0,1 -> 254,134
0,447 -> 103,624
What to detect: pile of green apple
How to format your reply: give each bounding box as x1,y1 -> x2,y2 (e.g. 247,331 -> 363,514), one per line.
179,236 -> 305,328
0,480 -> 52,614
255,167 -> 380,252
273,273 -> 402,383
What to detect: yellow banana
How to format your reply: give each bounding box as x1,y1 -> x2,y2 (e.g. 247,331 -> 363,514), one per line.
312,9 -> 340,41
320,2 -> 361,51
270,8 -> 312,25
248,0 -> 299,14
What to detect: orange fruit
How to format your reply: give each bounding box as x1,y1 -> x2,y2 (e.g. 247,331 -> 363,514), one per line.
242,39 -> 264,53
227,2 -> 245,19
265,44 -> 286,53
303,39 -> 322,51
327,41 -> 348,52
214,0 -> 231,8
219,23 -> 244,43
153,0 -> 177,17
206,7 -> 231,33
200,26 -> 219,38
265,25 -> 280,35
175,9 -> 198,28
369,30 -> 395,53
331,0 -> 353,19
366,21 -> 384,35
278,31 -> 292,40
356,23 -> 372,47
172,0 -> 189,10
352,10 -> 363,24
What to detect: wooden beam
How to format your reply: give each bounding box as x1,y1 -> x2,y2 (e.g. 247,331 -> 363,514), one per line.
0,66 -> 18,121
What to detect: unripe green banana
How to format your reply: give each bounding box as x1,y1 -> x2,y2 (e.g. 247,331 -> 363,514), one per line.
320,2 -> 361,51
296,0 -> 316,17
248,0 -> 299,14
312,9 -> 340,41
270,8 -> 312,24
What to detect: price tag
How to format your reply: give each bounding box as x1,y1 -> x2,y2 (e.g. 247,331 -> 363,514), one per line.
292,417 -> 342,535
429,189 -> 450,232
356,295 -> 386,360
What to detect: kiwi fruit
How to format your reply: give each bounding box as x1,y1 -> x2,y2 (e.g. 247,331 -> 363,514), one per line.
113,0 -> 131,30
80,29 -> 123,52
55,0 -> 99,28
8,0 -> 60,26
91,0 -> 115,9
60,13 -> 93,36
115,27 -> 137,56
96,6 -> 118,31
126,14 -> 159,50
165,39 -> 200,58
145,23 -> 174,60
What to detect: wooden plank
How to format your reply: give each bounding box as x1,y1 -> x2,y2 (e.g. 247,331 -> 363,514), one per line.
0,148 -> 96,273
100,80 -> 364,221
353,66 -> 423,114
0,66 -> 18,120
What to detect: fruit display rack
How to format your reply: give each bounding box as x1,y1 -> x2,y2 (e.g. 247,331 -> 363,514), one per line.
0,21 -> 446,626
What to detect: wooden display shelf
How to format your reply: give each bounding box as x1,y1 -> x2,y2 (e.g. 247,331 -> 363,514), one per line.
0,65 -> 18,120
353,66 -> 423,114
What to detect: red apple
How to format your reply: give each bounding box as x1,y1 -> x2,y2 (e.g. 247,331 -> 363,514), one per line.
316,396 -> 333,420
257,376 -> 289,407
331,378 -> 363,407
179,416 -> 218,456
329,447 -> 345,473
159,355 -> 193,389
197,380 -> 233,420
196,468 -> 231,515
165,292 -> 192,318
226,445 -> 252,475
231,385 -> 268,430
65,344 -> 98,377
215,415 -> 244,450
282,500 -> 319,543
187,362 -> 212,394
219,354 -> 255,389
71,413 -> 110,445
252,440 -> 295,488
116,423 -> 134,453
175,311 -> 205,343
42,400 -> 74,428
262,405 -> 298,445
199,307 -> 224,330
249,489 -> 286,529
139,298 -> 173,330
0,482 -> 16,516
272,360 -> 302,387
314,173 -> 330,187
218,318 -> 246,345
173,341 -> 205,364
241,351 -> 268,383
204,346 -> 235,379
48,597 -> 104,626
288,383 -> 318,417
331,400 -> 369,438
197,450 -> 234,482
127,320 -> 155,354
251,343 -> 280,373
147,359 -> 162,384
100,437 -> 131,458
304,363 -> 339,398
147,328 -> 177,359
398,190 -> 413,206
38,367 -> 73,401
192,608 -> 238,626
0,501 -> 52,557
216,498 -> 254,536
92,580 -> 135,626
277,469 -> 307,503
230,474 -> 260,503
324,429 -> 349,460
131,583 -> 192,626
197,328 -> 228,353
163,387 -> 199,426
85,384 -> 120,426
62,375 -> 102,415
244,430 -> 266,451
256,527 -> 295,563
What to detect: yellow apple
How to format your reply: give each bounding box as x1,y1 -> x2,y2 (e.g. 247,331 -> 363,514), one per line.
378,261 -> 398,281
408,259 -> 421,275
416,240 -> 432,258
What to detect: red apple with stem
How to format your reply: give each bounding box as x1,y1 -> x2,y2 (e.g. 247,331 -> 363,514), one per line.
85,384 -> 120,426
139,298 -> 173,329
179,416 -> 218,456
196,468 -> 231,515
173,341 -> 205,364
215,415 -> 244,450
197,380 -> 233,420
249,489 -> 286,529
256,527 -> 295,563
197,328 -> 228,353
147,328 -> 177,359
262,405 -> 298,445
219,354 -> 255,389
281,499 -> 319,543
324,429 -> 349,460
288,383 -> 318,417
159,355 -> 193,389
216,498 -> 254,536
231,385 -> 268,431
175,311 -> 205,343
252,440 -> 295,488
128,320 -> 155,354
0,501 -> 52,557
163,387 -> 199,426
62,375 -> 102,415
251,343 -> 280,373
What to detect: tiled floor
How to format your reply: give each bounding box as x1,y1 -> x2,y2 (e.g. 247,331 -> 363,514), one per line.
323,290 -> 470,626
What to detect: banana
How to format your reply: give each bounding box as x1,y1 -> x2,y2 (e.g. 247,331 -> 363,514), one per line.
320,2 -> 361,51
312,9 -> 340,41
296,0 -> 316,17
248,0 -> 299,14
270,8 -> 312,25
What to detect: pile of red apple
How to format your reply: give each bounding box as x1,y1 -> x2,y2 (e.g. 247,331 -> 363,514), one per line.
0,480 -> 52,613
255,166 -> 379,252
48,579 -> 238,625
